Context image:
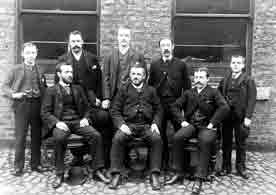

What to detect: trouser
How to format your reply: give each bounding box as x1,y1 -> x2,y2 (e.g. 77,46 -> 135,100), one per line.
221,113 -> 248,171
171,125 -> 217,178
89,108 -> 113,168
110,124 -> 163,175
14,98 -> 42,170
53,121 -> 104,176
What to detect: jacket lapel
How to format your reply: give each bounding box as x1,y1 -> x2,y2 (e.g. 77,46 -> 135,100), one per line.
55,84 -> 63,119
236,72 -> 247,86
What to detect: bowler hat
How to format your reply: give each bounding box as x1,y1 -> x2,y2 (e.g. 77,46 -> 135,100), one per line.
65,166 -> 87,186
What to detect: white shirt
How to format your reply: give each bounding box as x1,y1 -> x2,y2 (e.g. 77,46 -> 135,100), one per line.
72,50 -> 83,61
119,45 -> 130,55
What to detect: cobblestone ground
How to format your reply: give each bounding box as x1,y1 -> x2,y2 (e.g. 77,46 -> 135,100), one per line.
0,147 -> 276,195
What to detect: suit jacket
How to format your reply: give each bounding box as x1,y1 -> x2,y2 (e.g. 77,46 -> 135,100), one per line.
170,85 -> 229,127
58,50 -> 102,105
110,82 -> 163,129
148,57 -> 191,100
41,84 -> 90,138
102,48 -> 144,100
218,71 -> 257,119
2,63 -> 46,107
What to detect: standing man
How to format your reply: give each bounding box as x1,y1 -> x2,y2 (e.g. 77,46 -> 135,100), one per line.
2,42 -> 47,176
218,55 -> 256,179
41,62 -> 110,188
109,62 -> 163,190
102,25 -> 144,109
59,30 -> 111,167
166,67 -> 229,195
148,38 -> 191,168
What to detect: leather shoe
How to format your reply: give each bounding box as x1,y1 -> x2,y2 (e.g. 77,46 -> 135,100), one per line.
150,173 -> 161,190
31,165 -> 47,173
165,173 -> 181,185
236,169 -> 249,179
52,175 -> 64,189
94,170 -> 111,184
191,179 -> 202,195
12,168 -> 23,177
108,174 -> 120,189
217,168 -> 231,176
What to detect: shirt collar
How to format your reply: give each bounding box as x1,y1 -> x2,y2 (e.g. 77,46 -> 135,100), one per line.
59,81 -> 70,88
131,82 -> 144,90
72,50 -> 83,61
232,72 -> 242,79
162,55 -> 173,63
119,46 -> 130,55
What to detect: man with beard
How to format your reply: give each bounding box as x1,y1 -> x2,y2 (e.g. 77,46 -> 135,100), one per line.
102,26 -> 144,109
108,62 -> 163,190
2,42 -> 47,176
41,62 -> 110,189
165,67 -> 229,195
59,30 -> 111,168
148,38 -> 191,169
218,55 -> 256,179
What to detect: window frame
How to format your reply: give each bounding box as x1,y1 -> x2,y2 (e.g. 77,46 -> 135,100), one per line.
16,0 -> 100,64
172,0 -> 255,75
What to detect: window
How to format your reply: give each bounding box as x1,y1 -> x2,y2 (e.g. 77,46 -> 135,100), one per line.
173,0 -> 254,80
18,0 -> 99,67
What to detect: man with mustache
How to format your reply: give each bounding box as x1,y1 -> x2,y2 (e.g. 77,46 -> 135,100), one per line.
109,61 -> 163,190
41,62 -> 110,188
58,30 -> 111,168
148,38 -> 191,169
166,67 -> 229,194
2,42 -> 47,176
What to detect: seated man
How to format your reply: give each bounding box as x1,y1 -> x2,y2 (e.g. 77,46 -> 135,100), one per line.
166,67 -> 229,195
41,62 -> 110,189
109,61 -> 163,190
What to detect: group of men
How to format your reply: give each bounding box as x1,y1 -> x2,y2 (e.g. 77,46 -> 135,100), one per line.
2,26 -> 256,194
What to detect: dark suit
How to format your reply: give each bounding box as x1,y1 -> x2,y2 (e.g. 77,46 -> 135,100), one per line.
170,85 -> 229,178
59,50 -> 112,167
109,83 -> 163,174
41,84 -> 104,175
148,57 -> 191,166
218,72 -> 256,171
2,63 -> 46,171
102,48 -> 144,100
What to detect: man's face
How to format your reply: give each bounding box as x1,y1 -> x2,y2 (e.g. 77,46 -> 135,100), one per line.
118,28 -> 131,48
69,34 -> 83,53
230,56 -> 245,74
22,45 -> 37,66
58,65 -> 73,84
129,67 -> 146,86
160,39 -> 174,58
194,71 -> 208,89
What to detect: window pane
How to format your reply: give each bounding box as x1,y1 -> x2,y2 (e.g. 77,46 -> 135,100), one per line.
34,43 -> 97,60
176,0 -> 250,14
22,0 -> 97,11
22,14 -> 97,42
174,18 -> 247,46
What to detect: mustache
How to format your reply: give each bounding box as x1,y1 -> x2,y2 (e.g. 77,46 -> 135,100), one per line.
194,81 -> 203,85
72,45 -> 81,50
163,49 -> 170,54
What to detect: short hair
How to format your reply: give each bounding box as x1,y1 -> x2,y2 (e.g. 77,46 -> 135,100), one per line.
231,55 -> 245,63
56,61 -> 72,73
22,42 -> 37,52
194,66 -> 210,78
158,38 -> 174,47
118,25 -> 131,32
68,30 -> 83,41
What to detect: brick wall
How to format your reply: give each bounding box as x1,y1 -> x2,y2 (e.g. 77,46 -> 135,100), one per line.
249,0 -> 276,149
0,0 -> 275,150
0,0 -> 16,141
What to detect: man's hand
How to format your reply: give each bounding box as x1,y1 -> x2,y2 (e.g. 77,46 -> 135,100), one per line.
102,99 -> 110,109
181,121 -> 190,128
80,118 -> 89,127
151,123 -> 160,135
12,92 -> 26,99
56,121 -> 69,132
244,117 -> 252,127
95,98 -> 101,107
120,124 -> 131,135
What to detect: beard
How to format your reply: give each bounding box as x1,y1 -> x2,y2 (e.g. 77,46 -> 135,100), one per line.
61,76 -> 72,84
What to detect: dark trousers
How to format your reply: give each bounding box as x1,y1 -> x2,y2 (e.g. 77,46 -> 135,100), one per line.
171,125 -> 217,178
14,98 -> 42,170
53,121 -> 104,176
221,114 -> 247,171
90,108 -> 113,168
110,126 -> 163,174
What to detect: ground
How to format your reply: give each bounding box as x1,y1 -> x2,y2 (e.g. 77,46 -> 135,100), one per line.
0,147 -> 275,195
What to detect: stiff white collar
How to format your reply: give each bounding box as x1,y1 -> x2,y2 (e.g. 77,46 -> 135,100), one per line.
72,50 -> 83,61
